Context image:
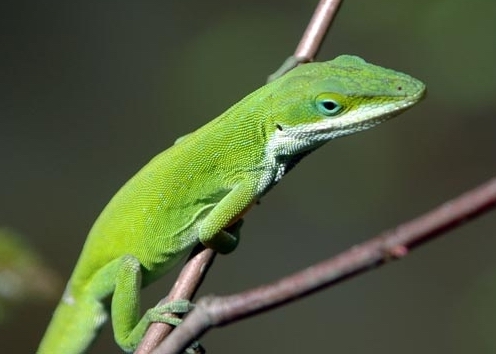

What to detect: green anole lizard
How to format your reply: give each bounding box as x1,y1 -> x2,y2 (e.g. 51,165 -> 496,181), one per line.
37,55 -> 425,353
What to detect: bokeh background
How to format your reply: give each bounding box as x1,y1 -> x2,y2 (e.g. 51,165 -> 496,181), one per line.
1,0 -> 496,353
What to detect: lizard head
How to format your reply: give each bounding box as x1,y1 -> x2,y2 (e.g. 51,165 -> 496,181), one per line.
264,55 -> 426,156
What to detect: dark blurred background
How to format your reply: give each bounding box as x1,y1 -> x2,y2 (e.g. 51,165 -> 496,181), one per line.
1,0 -> 496,353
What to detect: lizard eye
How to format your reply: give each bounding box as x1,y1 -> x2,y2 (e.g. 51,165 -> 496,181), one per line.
316,97 -> 343,116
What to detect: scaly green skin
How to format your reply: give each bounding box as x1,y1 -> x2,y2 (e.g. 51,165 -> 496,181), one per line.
37,55 -> 425,353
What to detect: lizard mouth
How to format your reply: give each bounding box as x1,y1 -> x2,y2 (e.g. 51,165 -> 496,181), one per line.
280,86 -> 426,143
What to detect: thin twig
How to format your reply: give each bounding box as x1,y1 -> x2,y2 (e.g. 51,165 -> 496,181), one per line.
135,245 -> 216,354
267,0 -> 343,82
153,177 -> 496,354
294,0 -> 343,61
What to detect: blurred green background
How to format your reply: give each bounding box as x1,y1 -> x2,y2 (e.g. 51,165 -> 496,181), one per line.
1,0 -> 496,353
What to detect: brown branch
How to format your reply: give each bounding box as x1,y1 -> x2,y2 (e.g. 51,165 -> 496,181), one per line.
152,177 -> 496,354
134,245 -> 216,354
267,0 -> 343,82
294,0 -> 343,61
